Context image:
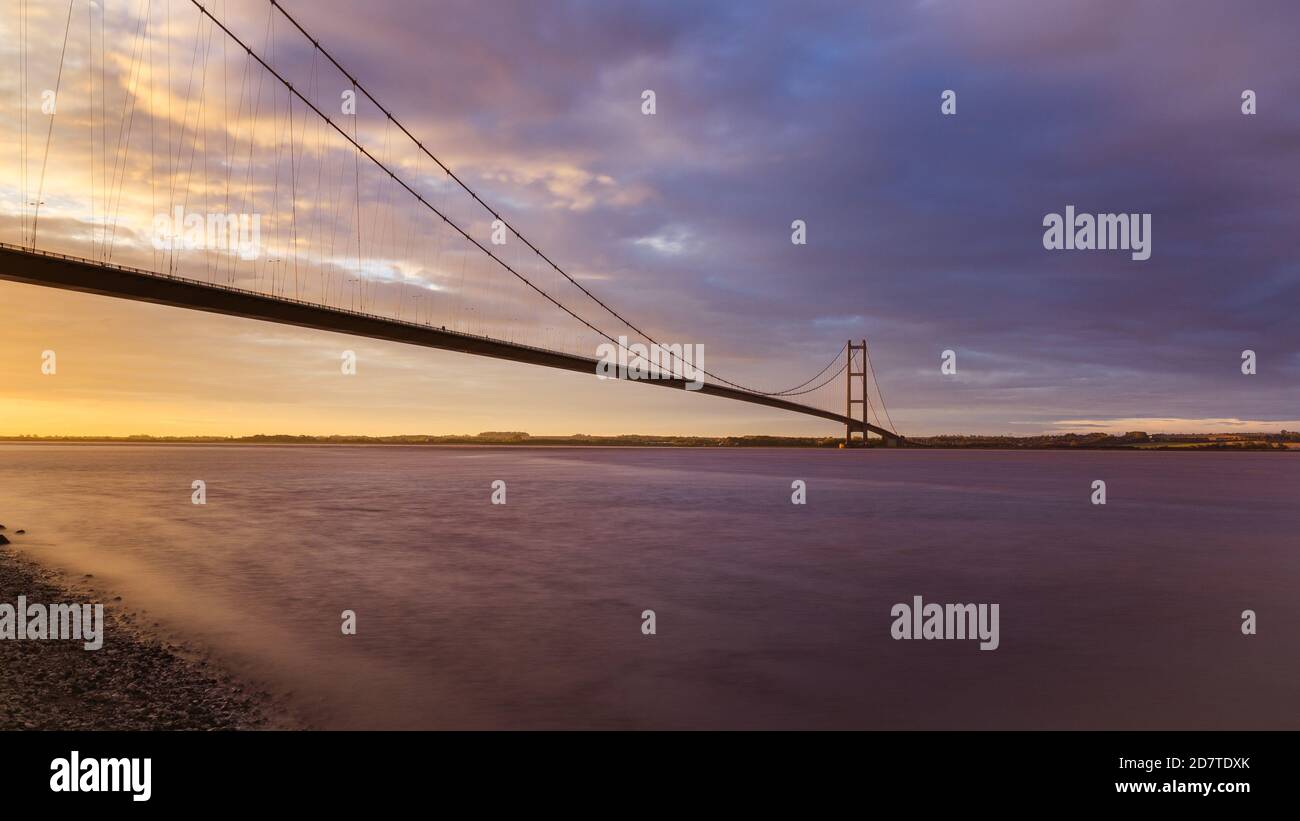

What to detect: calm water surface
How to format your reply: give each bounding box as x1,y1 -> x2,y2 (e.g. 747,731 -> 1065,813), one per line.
1,444 -> 1296,729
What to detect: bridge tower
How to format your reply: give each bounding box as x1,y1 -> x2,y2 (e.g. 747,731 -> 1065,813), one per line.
846,339 -> 868,447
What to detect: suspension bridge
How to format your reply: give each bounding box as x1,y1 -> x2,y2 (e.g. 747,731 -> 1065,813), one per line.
1,0 -> 903,445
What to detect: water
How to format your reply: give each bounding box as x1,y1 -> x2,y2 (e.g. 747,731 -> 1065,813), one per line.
1,444 -> 1296,729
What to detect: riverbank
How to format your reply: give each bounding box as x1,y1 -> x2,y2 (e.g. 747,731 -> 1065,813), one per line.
0,523 -> 285,730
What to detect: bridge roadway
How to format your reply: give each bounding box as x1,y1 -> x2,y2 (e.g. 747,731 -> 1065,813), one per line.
0,243 -> 902,443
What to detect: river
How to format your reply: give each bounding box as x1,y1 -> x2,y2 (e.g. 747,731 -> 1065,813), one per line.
1,444 -> 1295,728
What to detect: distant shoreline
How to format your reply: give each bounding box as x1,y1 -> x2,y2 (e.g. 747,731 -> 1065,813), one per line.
2,432 -> 1297,451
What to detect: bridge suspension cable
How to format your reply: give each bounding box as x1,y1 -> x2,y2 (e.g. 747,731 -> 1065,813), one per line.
246,0 -> 852,400
768,343 -> 848,397
184,0 -> 657,360
29,0 -> 76,248
862,338 -> 899,436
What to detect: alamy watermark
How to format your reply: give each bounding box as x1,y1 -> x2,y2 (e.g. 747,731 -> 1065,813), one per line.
596,336 -> 705,390
1042,205 -> 1151,261
0,596 -> 104,650
152,207 -> 262,260
891,595 -> 999,650
50,751 -> 150,801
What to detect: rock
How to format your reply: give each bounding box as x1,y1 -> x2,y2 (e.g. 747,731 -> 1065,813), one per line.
15,530 -> 24,535
0,535 -> 9,546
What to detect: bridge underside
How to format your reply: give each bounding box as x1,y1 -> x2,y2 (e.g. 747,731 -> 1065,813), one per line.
0,244 -> 902,443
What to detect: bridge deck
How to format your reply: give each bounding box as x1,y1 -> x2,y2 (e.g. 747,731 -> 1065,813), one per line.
0,243 -> 901,442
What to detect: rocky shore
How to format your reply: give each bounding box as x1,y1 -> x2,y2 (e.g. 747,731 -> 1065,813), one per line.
0,521 -> 283,730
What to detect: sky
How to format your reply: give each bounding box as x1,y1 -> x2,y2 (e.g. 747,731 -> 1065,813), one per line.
1,0 -> 1297,437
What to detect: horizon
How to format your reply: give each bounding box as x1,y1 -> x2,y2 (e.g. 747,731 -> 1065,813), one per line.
3,426 -> 1297,441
